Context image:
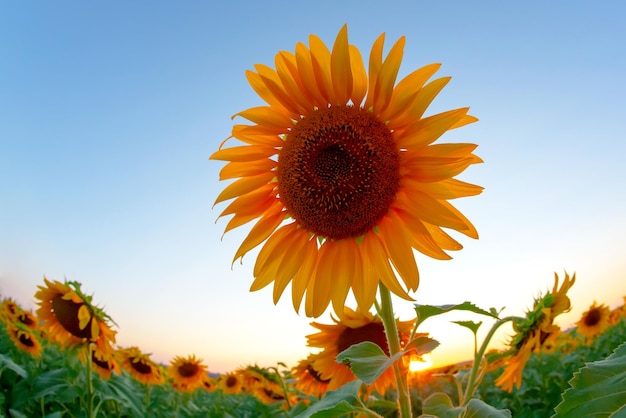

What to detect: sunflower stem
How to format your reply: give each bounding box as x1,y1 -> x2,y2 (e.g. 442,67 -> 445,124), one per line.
85,343 -> 95,418
377,283 -> 412,418
461,316 -> 519,405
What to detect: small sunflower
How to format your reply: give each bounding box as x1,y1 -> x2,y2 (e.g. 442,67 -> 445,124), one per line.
292,352 -> 330,398
5,321 -> 43,358
495,272 -> 575,392
211,24 -> 482,318
218,372 -> 244,394
202,374 -> 219,392
117,346 -> 165,385
80,345 -> 120,379
238,365 -> 294,406
1,297 -> 20,320
306,306 -> 415,395
35,277 -> 116,354
167,354 -> 208,392
576,301 -> 611,342
609,296 -> 626,324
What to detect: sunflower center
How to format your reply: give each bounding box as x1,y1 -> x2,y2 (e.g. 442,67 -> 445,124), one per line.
307,364 -> 331,383
278,106 -> 399,239
132,359 -> 153,375
18,313 -> 35,327
17,331 -> 35,347
178,362 -> 200,378
92,352 -> 112,370
226,375 -> 238,388
584,308 -> 601,326
336,322 -> 389,356
51,296 -> 92,339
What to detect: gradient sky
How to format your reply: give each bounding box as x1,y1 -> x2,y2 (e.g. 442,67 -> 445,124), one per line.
1,1 -> 625,374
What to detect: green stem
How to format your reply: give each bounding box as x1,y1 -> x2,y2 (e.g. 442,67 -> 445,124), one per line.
377,283 -> 412,418
86,343 -> 95,418
461,316 -> 521,405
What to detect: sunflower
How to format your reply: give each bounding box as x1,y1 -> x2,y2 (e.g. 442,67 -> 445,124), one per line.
1,297 -> 20,320
211,25 -> 482,318
4,321 -> 43,358
306,306 -> 415,395
218,372 -> 244,394
35,277 -> 116,354
292,352 -> 330,398
609,296 -> 626,324
79,345 -> 120,379
117,346 -> 165,385
575,301 -> 611,342
167,354 -> 208,392
238,365 -> 295,406
202,374 -> 219,392
495,272 -> 575,392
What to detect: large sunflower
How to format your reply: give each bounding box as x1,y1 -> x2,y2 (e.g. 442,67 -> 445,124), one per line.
575,301 -> 611,342
306,306 -> 415,395
210,25 -> 482,317
117,346 -> 165,385
495,272 -> 575,392
167,354 -> 208,392
35,277 -> 117,354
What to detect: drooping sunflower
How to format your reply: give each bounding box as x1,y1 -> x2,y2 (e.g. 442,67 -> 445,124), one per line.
202,374 -> 219,392
495,272 -> 575,392
167,354 -> 208,392
210,25 -> 482,318
292,352 -> 330,398
306,306 -> 415,395
575,301 -> 611,342
116,346 -> 165,385
238,365 -> 294,406
4,321 -> 43,358
35,277 -> 117,354
79,345 -> 120,379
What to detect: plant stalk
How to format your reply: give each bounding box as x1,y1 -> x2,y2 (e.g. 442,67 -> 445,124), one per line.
377,283 -> 412,417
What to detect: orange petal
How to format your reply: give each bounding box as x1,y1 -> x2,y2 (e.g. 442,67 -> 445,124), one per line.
210,145 -> 277,162
309,34 -> 335,104
382,63 -> 441,123
396,108 -> 469,149
233,106 -> 294,130
364,33 -> 385,110
232,202 -> 284,263
373,36 -> 406,115
295,42 -> 328,108
218,159 -> 276,181
378,214 -> 419,291
291,232 -> 319,312
330,24 -> 353,105
362,231 -> 413,301
214,172 -> 275,205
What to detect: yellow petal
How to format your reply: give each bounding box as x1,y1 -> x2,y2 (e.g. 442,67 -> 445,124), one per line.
378,213 -> 419,291
232,202 -> 284,263
78,304 -> 91,331
307,241 -> 334,317
309,34 -> 335,104
396,108 -> 469,149
330,24 -> 353,105
214,172 -> 275,205
210,145 -> 277,162
362,231 -> 413,301
291,236 -> 319,312
272,227 -> 312,304
219,159 -> 276,180
329,239 -> 356,315
373,36 -> 406,115
233,106 -> 293,130
364,33 -> 385,110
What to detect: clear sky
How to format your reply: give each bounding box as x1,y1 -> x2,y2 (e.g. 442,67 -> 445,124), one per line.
1,1 -> 625,374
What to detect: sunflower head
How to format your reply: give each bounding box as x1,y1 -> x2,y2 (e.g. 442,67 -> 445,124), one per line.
495,272 -> 575,392
117,346 -> 165,385
306,306 -> 415,395
211,24 -> 482,318
576,301 -> 611,342
218,372 -> 244,394
35,277 -> 117,353
79,345 -> 120,379
292,352 -> 330,398
167,354 -> 208,392
4,321 -> 43,358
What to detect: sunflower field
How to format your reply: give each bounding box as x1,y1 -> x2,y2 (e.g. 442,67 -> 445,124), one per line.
1,278 -> 625,417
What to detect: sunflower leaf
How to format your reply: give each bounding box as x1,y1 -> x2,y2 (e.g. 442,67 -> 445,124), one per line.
404,335 -> 440,356
336,341 -> 404,385
294,380 -> 362,418
453,320 -> 482,335
414,301 -> 499,327
553,341 -> 626,417
421,393 -> 512,418
0,353 -> 27,378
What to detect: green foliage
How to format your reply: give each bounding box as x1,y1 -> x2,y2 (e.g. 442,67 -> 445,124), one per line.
414,302 -> 500,328
553,341 -> 626,417
421,392 -> 511,418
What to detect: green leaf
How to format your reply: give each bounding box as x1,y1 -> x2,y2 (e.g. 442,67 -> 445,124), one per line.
336,341 -> 404,385
0,353 -> 27,378
464,399 -> 512,418
453,320 -> 482,335
421,392 -> 464,418
553,341 -> 626,417
421,393 -> 511,418
414,302 -> 499,327
294,381 -> 362,418
404,336 -> 440,356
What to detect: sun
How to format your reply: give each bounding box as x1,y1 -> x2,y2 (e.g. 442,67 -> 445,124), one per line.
409,355 -> 432,372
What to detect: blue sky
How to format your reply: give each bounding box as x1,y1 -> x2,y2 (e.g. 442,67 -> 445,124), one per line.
1,1 -> 625,373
